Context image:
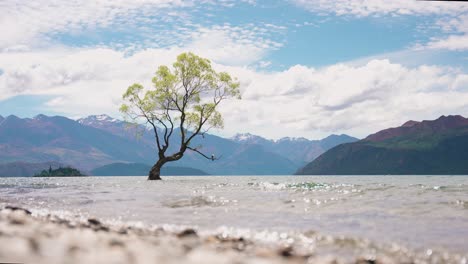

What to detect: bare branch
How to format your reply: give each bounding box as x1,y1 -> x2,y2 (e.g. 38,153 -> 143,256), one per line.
187,146 -> 221,161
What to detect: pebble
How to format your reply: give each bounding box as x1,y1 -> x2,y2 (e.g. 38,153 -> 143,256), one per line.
5,206 -> 32,215
177,228 -> 198,238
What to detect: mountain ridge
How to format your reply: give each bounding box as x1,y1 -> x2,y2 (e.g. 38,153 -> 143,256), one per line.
231,132 -> 358,166
365,115 -> 468,143
0,114 -> 157,170
0,114 -> 357,175
297,115 -> 468,175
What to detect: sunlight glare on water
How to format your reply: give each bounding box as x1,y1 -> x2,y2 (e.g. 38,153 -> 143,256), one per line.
1,175 -> 467,255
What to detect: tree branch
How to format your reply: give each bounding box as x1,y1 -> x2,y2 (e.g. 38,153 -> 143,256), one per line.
185,100 -> 221,145
134,98 -> 163,152
187,146 -> 221,161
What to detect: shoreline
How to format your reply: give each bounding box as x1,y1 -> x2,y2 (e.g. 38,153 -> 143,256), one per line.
0,205 -> 466,264
0,205 -> 309,264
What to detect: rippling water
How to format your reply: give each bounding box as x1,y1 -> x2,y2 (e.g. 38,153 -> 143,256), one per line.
1,176 -> 467,256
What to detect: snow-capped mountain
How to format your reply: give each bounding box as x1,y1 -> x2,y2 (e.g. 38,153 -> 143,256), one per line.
77,114 -> 140,138
231,133 -> 257,141
275,137 -> 310,143
231,133 -> 358,166
231,133 -> 271,146
78,114 -> 121,126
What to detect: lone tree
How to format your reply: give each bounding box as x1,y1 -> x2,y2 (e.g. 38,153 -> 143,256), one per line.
120,52 -> 241,180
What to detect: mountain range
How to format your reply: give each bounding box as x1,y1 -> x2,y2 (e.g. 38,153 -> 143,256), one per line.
0,114 -> 157,170
297,115 -> 468,175
0,114 -> 358,176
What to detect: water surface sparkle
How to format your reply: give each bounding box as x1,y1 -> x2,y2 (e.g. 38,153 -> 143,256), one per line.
1,176 -> 467,255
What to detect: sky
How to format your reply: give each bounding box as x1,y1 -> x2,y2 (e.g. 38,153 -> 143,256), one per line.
1,0 -> 468,140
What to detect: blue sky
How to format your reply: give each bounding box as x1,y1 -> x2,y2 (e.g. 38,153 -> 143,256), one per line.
1,0 -> 468,139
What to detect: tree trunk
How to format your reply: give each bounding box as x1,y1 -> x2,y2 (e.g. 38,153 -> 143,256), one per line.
148,160 -> 165,180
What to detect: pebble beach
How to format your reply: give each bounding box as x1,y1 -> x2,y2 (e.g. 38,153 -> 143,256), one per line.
1,205 -> 467,264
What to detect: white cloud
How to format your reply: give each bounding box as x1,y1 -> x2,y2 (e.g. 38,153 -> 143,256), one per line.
0,1 -> 284,66
0,0 -> 171,48
425,14 -> 468,51
186,24 -> 284,66
292,0 -> 468,17
0,47 -> 180,108
218,59 -> 468,139
0,21 -> 284,103
2,45 -> 468,139
0,19 -> 285,115
293,0 -> 468,52
426,34 -> 468,51
0,0 -> 258,50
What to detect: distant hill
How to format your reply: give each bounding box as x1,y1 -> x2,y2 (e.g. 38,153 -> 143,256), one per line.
0,161 -> 68,177
91,163 -> 209,176
297,115 -> 468,175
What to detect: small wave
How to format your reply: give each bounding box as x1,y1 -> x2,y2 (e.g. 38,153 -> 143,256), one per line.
410,184 -> 468,193
0,184 -> 18,189
247,181 -> 285,190
287,182 -> 330,190
25,182 -> 65,189
455,200 -> 468,209
248,181 -> 364,196
77,199 -> 95,205
162,195 -> 236,208
248,181 -> 330,191
431,185 -> 468,193
0,182 -> 63,190
362,183 -> 395,192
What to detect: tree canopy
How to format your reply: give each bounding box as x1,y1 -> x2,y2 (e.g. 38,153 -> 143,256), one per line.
120,52 -> 241,180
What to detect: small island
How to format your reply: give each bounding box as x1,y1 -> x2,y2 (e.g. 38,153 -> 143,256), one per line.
34,166 -> 86,177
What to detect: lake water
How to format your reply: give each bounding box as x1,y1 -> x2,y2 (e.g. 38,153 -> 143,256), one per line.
1,176 -> 467,259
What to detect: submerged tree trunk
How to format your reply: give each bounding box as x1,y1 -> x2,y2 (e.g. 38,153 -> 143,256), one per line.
148,160 -> 165,180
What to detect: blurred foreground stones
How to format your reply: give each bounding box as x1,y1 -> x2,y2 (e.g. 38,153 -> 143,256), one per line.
0,206 -> 313,264
0,206 -> 465,264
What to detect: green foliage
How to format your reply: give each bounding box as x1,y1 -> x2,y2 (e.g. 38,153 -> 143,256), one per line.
120,52 -> 241,164
34,166 -> 85,177
121,52 -> 240,130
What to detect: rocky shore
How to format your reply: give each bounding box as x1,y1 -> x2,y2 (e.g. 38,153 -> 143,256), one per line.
0,206 -> 465,264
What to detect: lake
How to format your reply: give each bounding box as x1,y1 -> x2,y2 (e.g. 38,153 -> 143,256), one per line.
1,175 -> 467,259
